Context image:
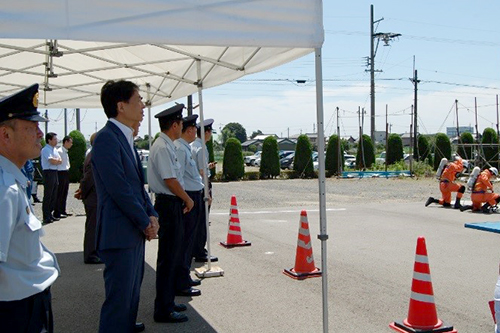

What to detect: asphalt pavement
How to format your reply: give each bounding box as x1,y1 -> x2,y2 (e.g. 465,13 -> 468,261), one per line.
37,180 -> 500,332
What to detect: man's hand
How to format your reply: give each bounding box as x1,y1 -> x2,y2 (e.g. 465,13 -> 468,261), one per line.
183,197 -> 194,214
144,216 -> 159,241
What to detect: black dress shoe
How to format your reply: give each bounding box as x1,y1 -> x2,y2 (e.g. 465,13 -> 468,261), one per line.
154,311 -> 188,323
134,322 -> 145,332
50,216 -> 60,222
174,303 -> 187,312
42,219 -> 53,225
84,257 -> 103,264
175,288 -> 201,297
63,212 -> 73,216
194,255 -> 218,263
58,214 -> 68,218
190,279 -> 202,286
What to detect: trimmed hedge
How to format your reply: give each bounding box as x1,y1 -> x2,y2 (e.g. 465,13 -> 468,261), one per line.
482,127 -> 499,168
433,133 -> 451,170
417,135 -> 430,163
356,134 -> 375,169
68,130 -> 86,183
259,136 -> 280,178
222,138 -> 244,181
325,134 -> 343,176
386,133 -> 404,165
293,134 -> 315,178
457,132 -> 474,161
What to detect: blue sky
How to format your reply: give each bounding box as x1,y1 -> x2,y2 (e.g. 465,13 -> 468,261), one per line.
48,1 -> 500,142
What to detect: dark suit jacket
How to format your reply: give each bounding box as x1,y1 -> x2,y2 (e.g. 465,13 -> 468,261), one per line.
91,121 -> 157,250
80,153 -> 97,207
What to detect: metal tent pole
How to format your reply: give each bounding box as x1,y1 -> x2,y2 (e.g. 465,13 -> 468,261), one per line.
315,47 -> 329,333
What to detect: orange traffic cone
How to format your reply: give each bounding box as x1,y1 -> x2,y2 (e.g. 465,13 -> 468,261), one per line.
283,210 -> 321,280
220,195 -> 251,248
389,236 -> 457,333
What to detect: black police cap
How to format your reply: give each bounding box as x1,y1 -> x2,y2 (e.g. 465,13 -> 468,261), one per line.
154,103 -> 184,121
182,114 -> 198,128
197,118 -> 214,131
0,84 -> 47,123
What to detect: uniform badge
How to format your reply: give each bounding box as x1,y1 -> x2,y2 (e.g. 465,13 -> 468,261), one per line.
33,92 -> 39,107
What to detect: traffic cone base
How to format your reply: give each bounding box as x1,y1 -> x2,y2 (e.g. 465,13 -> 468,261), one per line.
219,240 -> 251,248
389,321 -> 457,333
283,267 -> 321,280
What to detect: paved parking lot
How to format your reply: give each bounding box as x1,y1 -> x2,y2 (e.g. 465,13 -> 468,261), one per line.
39,178 -> 500,332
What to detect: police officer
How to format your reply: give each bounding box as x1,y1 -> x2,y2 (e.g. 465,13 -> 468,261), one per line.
174,114 -> 204,291
190,118 -> 218,262
147,104 -> 195,324
0,84 -> 60,332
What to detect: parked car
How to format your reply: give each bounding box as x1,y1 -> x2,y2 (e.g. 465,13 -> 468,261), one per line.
376,151 -> 386,164
280,152 -> 295,169
244,151 -> 261,166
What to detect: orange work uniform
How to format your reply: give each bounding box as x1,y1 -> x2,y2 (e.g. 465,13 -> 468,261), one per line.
439,159 -> 464,205
471,169 -> 499,210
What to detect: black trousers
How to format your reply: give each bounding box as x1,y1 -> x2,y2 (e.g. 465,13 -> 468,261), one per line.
154,194 -> 184,316
83,203 -> 99,262
42,170 -> 58,221
0,288 -> 53,333
192,181 -> 211,258
177,190 -> 203,289
55,170 -> 69,216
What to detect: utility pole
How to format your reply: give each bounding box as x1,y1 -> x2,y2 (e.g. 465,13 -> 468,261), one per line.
337,107 -> 341,174
411,67 -> 420,160
45,110 -> 48,134
496,95 -> 499,140
76,108 -> 80,131
187,95 -> 193,116
385,104 -> 388,172
64,108 -> 67,136
475,97 -> 479,142
368,4 -> 401,144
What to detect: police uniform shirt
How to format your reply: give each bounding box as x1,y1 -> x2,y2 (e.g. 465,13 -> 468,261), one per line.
190,137 -> 209,175
0,155 -> 59,301
147,132 -> 183,195
175,138 -> 203,192
56,145 -> 71,171
40,144 -> 61,170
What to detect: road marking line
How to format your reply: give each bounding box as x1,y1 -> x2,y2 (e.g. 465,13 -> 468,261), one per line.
211,208 -> 345,216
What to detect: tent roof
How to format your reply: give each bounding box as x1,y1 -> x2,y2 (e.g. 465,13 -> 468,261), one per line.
0,0 -> 323,108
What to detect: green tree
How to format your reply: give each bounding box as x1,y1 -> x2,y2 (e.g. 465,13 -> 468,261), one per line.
457,132 -> 474,161
250,130 -> 263,139
433,133 -> 451,170
386,133 -> 404,165
356,134 -> 375,169
68,130 -> 86,183
221,122 -> 247,145
482,127 -> 499,168
325,134 -> 344,176
222,138 -> 244,181
293,134 -> 315,178
259,136 -> 280,178
417,135 -> 430,162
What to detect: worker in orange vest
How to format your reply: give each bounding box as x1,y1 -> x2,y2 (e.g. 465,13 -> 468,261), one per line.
425,156 -> 467,209
460,167 -> 499,213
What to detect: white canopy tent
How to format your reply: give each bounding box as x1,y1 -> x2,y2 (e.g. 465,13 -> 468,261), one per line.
0,1 -> 329,331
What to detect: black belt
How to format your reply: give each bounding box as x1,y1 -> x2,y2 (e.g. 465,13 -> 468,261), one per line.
472,191 -> 485,194
186,189 -> 203,195
156,193 -> 182,202
440,179 -> 449,183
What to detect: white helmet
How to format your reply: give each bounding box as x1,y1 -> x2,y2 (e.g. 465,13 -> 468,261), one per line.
462,160 -> 469,170
489,167 -> 498,176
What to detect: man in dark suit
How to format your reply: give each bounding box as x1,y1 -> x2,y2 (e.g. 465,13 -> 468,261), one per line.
92,80 -> 159,333
75,132 -> 101,264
